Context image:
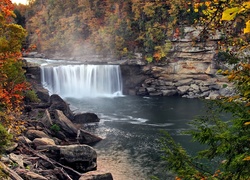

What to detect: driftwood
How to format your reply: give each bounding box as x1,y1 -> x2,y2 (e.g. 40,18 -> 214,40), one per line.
0,161 -> 24,180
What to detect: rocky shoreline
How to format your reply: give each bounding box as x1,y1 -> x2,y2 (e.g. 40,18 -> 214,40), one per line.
0,64 -> 116,179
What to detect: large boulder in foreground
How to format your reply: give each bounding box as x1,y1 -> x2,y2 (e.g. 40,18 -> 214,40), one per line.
59,144 -> 97,172
37,144 -> 97,173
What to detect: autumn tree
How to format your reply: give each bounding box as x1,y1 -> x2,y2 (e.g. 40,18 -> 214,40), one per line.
0,0 -> 29,135
160,1 -> 250,179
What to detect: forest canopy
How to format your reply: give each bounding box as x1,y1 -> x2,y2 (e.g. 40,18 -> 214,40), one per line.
14,0 -> 206,61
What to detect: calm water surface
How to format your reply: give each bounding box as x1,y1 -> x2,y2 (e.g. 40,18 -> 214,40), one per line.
65,95 -> 208,179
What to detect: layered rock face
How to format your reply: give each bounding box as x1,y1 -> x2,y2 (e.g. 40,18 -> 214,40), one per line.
122,27 -> 235,99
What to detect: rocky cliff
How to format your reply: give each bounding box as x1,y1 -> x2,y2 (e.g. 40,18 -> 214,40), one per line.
121,27 -> 235,99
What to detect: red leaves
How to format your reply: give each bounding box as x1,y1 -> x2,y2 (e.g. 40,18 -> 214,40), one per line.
0,0 -> 15,19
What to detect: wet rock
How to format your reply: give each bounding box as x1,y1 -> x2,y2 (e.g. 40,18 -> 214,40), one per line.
136,87 -> 147,96
74,113 -> 100,124
149,91 -> 163,96
162,90 -> 177,96
146,87 -> 156,93
77,129 -> 102,145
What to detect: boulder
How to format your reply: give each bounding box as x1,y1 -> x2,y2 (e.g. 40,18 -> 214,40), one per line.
199,86 -> 210,92
36,89 -> 50,103
33,138 -> 56,148
74,113 -> 100,124
79,170 -> 113,180
77,129 -> 102,145
146,87 -> 156,93
59,144 -> 97,172
49,94 -> 74,120
207,91 -> 220,100
17,136 -> 32,145
41,109 -> 53,128
177,86 -> 190,95
174,78 -> 193,86
190,84 -> 200,91
149,92 -> 163,96
219,87 -> 235,97
136,87 -> 147,96
26,130 -> 50,141
53,110 -> 78,137
162,90 -> 177,96
209,84 -> 220,90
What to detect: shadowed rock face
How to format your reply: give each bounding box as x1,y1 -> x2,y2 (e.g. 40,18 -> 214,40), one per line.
49,94 -> 74,120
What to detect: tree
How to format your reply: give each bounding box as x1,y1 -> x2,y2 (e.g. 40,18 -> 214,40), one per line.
0,0 -> 29,135
160,1 -> 250,179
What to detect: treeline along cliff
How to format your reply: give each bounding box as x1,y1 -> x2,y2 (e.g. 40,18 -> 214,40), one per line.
14,0 -> 204,61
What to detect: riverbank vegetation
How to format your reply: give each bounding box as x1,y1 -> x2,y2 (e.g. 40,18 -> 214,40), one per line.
159,1 -> 250,179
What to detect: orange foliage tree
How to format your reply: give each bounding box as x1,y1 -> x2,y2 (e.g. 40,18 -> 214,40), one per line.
0,0 -> 29,134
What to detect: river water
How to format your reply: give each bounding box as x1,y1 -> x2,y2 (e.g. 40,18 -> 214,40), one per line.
34,58 -> 209,179
65,95 -> 207,179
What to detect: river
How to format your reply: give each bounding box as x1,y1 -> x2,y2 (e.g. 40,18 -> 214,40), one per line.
65,95 -> 207,179
34,58 -> 208,179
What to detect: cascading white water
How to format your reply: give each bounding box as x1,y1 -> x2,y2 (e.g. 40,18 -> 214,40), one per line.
41,64 -> 123,98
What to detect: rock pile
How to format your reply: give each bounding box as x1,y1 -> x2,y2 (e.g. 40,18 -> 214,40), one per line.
0,93 -> 113,180
136,73 -> 235,99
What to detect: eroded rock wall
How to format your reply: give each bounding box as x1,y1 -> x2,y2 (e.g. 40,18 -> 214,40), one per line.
121,27 -> 234,99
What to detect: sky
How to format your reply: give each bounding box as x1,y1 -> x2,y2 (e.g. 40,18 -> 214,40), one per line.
11,0 -> 28,5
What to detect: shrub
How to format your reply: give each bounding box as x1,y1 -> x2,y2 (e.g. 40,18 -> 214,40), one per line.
50,124 -> 60,133
0,123 -> 12,154
24,90 -> 40,103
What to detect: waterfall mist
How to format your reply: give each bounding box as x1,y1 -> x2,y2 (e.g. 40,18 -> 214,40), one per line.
41,64 -> 123,98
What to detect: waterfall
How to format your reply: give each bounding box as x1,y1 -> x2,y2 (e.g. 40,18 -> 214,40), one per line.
41,64 -> 123,98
